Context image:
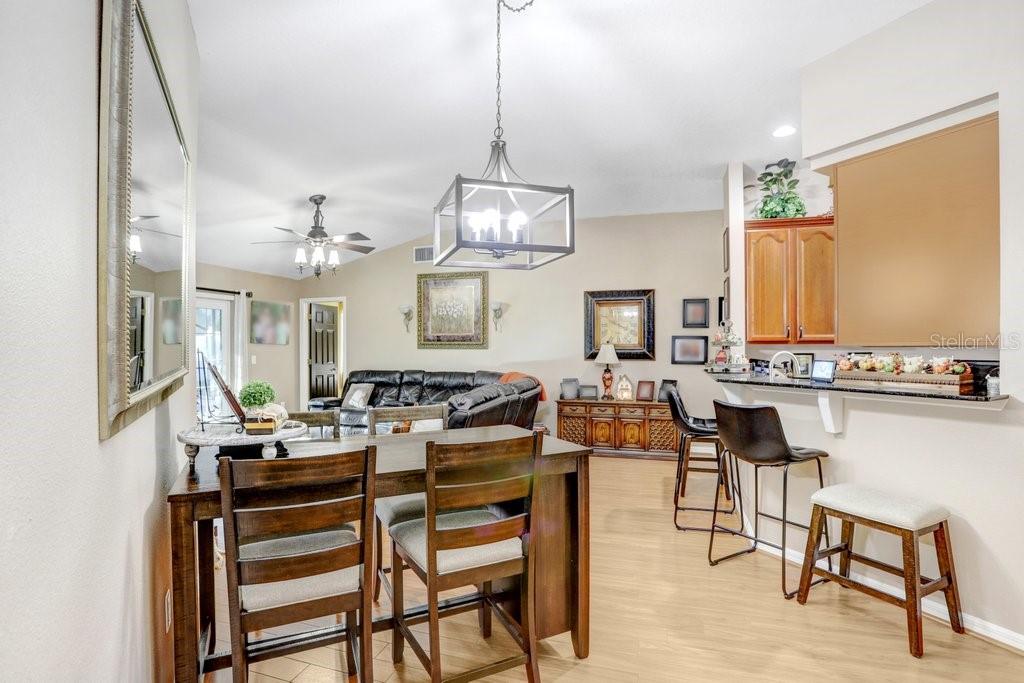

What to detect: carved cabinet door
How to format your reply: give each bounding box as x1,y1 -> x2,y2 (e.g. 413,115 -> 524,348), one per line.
590,417 -> 616,449
616,418 -> 646,450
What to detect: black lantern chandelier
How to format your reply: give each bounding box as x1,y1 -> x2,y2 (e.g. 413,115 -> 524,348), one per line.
432,0 -> 574,270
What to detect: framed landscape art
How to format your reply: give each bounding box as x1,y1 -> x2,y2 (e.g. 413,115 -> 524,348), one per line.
417,271 -> 488,349
583,289 -> 656,360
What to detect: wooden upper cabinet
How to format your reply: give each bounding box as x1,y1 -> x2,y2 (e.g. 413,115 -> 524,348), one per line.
794,225 -> 836,343
746,228 -> 791,343
745,216 -> 836,344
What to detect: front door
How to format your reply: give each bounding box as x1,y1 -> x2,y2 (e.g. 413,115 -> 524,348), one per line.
195,296 -> 234,418
309,303 -> 338,399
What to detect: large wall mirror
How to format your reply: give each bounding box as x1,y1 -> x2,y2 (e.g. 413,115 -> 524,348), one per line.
99,0 -> 190,439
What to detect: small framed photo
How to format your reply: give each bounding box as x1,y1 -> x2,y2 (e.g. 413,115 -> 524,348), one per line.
671,336 -> 708,365
682,299 -> 709,328
636,380 -> 656,401
560,380 -> 580,400
722,227 -> 729,272
793,353 -> 815,379
579,384 -> 599,399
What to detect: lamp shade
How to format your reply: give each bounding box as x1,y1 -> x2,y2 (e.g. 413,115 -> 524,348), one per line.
594,343 -> 619,365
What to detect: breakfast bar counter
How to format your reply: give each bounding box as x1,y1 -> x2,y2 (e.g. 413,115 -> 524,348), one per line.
711,374 -> 1008,435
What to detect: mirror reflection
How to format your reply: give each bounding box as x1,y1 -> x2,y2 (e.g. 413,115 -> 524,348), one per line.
128,10 -> 187,394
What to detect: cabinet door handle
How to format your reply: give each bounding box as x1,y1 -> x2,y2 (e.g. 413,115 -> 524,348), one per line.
785,324 -> 791,339
799,325 -> 804,339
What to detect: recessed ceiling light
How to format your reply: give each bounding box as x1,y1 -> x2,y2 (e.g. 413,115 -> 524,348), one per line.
773,125 -> 797,138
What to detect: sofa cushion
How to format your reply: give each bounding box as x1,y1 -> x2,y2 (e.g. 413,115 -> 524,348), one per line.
346,370 -> 402,407
339,408 -> 369,427
341,383 -> 374,410
422,371 -> 475,404
473,371 -> 503,386
399,370 -> 425,404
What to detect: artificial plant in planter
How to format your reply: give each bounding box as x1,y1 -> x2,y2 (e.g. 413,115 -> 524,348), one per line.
238,380 -> 276,413
749,158 -> 807,219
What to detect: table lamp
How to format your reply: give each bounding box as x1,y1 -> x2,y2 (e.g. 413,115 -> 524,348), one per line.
594,343 -> 620,401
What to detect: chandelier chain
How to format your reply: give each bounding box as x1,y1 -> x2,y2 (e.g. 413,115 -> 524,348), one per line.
494,0 -> 536,139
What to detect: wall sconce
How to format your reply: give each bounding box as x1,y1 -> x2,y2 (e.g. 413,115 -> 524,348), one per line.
398,304 -> 413,332
490,301 -> 506,331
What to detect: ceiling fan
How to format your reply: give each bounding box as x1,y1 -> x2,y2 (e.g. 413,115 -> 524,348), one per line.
251,194 -> 375,277
127,215 -> 181,263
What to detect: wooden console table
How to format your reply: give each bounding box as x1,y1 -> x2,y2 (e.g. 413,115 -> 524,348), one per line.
556,398 -> 678,456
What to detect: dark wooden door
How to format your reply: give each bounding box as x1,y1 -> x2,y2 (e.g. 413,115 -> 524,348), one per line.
309,303 -> 338,399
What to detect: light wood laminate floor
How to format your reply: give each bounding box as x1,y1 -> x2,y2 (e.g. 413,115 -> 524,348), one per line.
207,457 -> 1022,682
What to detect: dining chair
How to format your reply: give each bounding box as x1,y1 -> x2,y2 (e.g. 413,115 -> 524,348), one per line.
218,447 -> 376,682
369,403 -> 449,603
288,408 -> 342,439
390,433 -> 543,682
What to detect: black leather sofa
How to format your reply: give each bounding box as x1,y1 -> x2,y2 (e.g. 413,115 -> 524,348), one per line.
309,370 -> 541,435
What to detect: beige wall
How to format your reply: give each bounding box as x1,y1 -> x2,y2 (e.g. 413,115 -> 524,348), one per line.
197,263 -> 305,409
758,0 -> 1024,645
299,211 -> 726,425
0,0 -> 199,679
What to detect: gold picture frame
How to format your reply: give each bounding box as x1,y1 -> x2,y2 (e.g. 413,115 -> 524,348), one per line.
417,271 -> 489,349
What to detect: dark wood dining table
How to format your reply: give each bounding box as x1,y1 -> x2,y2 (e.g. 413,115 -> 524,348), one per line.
166,424 -> 591,681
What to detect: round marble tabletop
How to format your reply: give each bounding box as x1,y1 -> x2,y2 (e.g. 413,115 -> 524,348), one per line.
177,420 -> 309,466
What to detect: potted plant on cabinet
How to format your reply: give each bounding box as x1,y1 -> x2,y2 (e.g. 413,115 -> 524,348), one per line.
747,158 -> 807,218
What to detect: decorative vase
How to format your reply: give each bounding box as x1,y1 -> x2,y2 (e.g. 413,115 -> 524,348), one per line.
715,347 -> 729,365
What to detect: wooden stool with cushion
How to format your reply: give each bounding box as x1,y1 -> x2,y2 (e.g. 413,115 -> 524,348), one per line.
797,483 -> 965,657
218,447 -> 376,682
390,433 -> 544,682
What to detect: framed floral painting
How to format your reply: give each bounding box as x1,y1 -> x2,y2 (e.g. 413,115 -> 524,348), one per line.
417,271 -> 488,349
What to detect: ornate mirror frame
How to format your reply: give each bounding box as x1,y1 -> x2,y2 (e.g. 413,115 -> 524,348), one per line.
98,0 -> 191,439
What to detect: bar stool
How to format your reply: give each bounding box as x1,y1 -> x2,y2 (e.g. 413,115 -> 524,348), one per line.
666,387 -> 735,531
709,400 -> 832,599
797,483 -> 964,657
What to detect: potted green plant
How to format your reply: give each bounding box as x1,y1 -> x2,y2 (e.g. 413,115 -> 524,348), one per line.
747,158 -> 807,219
238,380 -> 276,414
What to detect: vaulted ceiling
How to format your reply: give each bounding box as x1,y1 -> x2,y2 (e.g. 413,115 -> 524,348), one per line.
188,0 -> 929,278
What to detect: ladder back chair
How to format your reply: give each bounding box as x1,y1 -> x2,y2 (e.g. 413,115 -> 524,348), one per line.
218,448 -> 376,682
390,433 -> 544,683
288,408 -> 342,439
369,403 -> 450,603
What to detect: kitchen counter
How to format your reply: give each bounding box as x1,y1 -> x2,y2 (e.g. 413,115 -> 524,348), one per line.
710,373 -> 1008,434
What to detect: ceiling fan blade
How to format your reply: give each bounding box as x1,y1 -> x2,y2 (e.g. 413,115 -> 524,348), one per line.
139,227 -> 181,238
130,215 -> 159,223
331,232 -> 369,242
273,226 -> 308,239
251,240 -> 302,245
334,243 -> 375,255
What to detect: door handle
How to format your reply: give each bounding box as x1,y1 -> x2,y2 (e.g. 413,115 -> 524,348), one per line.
798,325 -> 804,339
785,324 -> 791,339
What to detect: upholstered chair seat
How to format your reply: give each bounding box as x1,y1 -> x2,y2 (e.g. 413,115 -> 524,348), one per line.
811,484 -> 950,531
389,509 -> 523,576
375,494 -> 426,529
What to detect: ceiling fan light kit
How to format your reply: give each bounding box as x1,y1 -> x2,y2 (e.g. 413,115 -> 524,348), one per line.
254,193 -> 375,278
433,0 -> 574,270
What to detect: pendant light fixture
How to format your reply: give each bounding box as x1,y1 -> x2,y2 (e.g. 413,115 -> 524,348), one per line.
433,0 -> 574,270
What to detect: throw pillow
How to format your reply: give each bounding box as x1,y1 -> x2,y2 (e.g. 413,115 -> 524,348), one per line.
409,418 -> 445,433
341,383 -> 374,410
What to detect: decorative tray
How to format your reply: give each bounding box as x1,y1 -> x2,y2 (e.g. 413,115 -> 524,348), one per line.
834,370 -> 974,395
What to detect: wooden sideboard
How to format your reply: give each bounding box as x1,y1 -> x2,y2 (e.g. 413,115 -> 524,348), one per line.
556,399 -> 678,457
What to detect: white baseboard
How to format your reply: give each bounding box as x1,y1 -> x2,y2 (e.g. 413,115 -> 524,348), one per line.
753,542 -> 1024,653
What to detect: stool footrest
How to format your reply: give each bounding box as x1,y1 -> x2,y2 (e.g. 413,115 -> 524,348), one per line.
848,552 -> 905,578
921,576 -> 950,598
812,567 -> 907,608
814,543 -> 847,560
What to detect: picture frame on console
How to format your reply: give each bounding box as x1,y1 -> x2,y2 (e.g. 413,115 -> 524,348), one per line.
583,289 -> 656,360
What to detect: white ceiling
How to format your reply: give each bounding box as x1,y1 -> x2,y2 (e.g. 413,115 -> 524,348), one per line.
188,0 -> 929,279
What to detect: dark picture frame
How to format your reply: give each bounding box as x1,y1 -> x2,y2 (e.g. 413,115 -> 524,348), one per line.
671,335 -> 708,365
722,226 -> 729,272
583,289 -> 656,360
717,296 -> 726,325
793,353 -> 815,379
636,380 -> 656,401
682,298 -> 709,328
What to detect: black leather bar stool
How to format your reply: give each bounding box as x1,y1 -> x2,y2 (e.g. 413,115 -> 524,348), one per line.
709,400 -> 832,599
667,388 -> 735,531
